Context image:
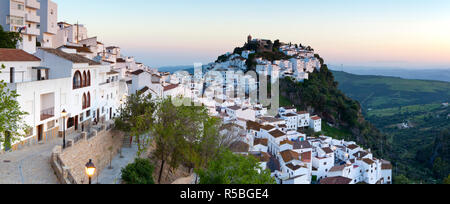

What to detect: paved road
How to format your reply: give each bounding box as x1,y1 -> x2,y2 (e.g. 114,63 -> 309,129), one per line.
96,144 -> 139,184
0,140 -> 61,184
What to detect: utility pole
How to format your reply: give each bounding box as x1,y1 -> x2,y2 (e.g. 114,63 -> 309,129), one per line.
76,21 -> 79,44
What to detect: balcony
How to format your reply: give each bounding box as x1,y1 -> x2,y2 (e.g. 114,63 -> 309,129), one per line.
25,13 -> 40,23
25,0 -> 40,10
24,26 -> 40,36
41,107 -> 55,121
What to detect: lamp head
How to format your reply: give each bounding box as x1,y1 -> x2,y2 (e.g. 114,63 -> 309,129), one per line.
85,159 -> 96,177
61,109 -> 68,118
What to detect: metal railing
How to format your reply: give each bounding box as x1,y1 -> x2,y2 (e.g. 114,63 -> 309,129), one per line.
40,107 -> 54,121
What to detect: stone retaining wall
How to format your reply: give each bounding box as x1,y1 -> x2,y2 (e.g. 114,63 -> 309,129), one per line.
51,124 -> 124,184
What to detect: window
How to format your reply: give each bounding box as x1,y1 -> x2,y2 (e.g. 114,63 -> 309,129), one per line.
67,118 -> 74,129
87,71 -> 91,86
87,92 -> 91,108
82,93 -> 87,109
28,35 -> 32,42
86,110 -> 91,117
83,71 -> 87,87
7,16 -> 24,25
73,71 -> 82,89
10,67 -> 15,83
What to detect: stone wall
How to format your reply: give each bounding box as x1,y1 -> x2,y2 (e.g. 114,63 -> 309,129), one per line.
51,124 -> 124,184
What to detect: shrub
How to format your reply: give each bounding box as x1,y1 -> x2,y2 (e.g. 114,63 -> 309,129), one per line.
121,158 -> 155,184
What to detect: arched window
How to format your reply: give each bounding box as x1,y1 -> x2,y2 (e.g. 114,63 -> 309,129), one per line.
73,71 -> 82,89
83,71 -> 87,87
82,93 -> 87,109
87,92 -> 91,108
87,71 -> 91,86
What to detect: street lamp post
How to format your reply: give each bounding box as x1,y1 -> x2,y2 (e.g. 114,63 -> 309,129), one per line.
61,109 -> 68,149
85,159 -> 96,184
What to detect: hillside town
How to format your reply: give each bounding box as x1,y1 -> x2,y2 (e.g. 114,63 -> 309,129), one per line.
0,0 -> 392,184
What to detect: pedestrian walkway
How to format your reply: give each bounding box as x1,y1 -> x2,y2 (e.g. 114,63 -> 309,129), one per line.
0,139 -> 61,184
96,143 -> 139,184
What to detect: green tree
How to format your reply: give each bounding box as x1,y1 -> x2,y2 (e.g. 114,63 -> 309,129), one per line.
115,93 -> 155,147
196,150 -> 276,184
443,175 -> 450,184
121,158 -> 155,184
144,98 -> 210,183
394,174 -> 410,184
0,25 -> 22,48
0,64 -> 29,150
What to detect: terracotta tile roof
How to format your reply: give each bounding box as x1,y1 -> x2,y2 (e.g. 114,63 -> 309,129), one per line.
297,111 -> 308,115
230,141 -> 249,153
246,121 -> 262,131
293,141 -> 312,150
322,147 -> 334,154
261,125 -> 275,131
254,138 -> 268,146
347,144 -> 359,150
301,151 -> 312,163
106,46 -> 119,49
107,71 -> 119,75
329,165 -> 346,172
269,129 -> 286,138
310,116 -> 321,120
363,158 -> 375,165
40,48 -> 100,65
319,176 -> 352,184
286,163 -> 304,171
250,152 -> 271,163
137,86 -> 149,95
381,160 -> 393,170
280,150 -> 300,163
61,45 -> 93,53
353,151 -> 369,158
280,140 -> 293,146
260,117 -> 285,123
228,105 -> 241,111
163,84 -> 179,91
284,113 -> 297,117
131,70 -> 144,75
0,49 -> 41,62
116,58 -> 126,63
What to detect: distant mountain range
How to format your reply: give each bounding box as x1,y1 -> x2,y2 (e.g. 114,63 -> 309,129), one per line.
332,70 -> 450,109
159,65 -> 450,83
157,65 -> 194,74
329,66 -> 450,82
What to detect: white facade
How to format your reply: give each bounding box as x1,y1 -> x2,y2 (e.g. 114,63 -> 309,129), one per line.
37,0 -> 57,48
0,0 -> 40,54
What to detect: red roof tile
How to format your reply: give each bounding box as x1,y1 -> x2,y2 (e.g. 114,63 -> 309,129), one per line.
0,49 -> 41,62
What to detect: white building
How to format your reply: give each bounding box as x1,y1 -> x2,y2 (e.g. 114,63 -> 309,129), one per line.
310,116 -> 322,132
0,0 -> 41,53
37,0 -> 57,48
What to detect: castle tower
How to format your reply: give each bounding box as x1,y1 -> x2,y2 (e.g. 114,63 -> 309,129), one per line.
247,34 -> 252,43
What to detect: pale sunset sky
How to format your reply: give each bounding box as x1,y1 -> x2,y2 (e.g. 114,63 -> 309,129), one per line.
53,0 -> 450,68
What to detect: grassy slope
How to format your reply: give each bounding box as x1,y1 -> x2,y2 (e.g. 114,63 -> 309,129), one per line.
332,71 -> 450,109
